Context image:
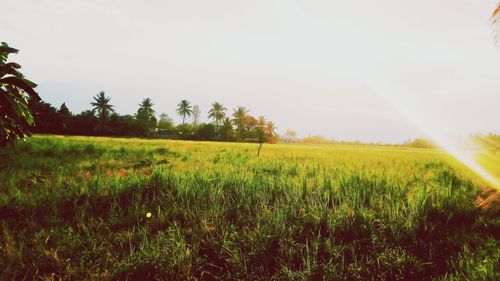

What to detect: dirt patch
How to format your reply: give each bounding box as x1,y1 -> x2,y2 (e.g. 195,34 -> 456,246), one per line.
104,169 -> 131,178
81,171 -> 92,180
80,167 -> 152,180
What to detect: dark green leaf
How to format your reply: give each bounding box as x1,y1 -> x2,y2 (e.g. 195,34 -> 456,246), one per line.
0,76 -> 40,101
0,46 -> 19,54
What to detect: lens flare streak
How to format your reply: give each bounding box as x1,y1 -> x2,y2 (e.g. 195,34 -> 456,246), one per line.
366,75 -> 500,189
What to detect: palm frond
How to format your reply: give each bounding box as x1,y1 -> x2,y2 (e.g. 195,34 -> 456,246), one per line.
492,2 -> 500,42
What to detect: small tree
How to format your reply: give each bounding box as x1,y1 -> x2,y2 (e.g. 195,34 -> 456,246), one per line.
0,42 -> 40,146
157,113 -> 174,134
219,117 -> 234,141
196,123 -> 216,141
58,103 -> 72,134
58,103 -> 72,118
256,116 -> 267,156
29,99 -> 61,134
192,105 -> 201,126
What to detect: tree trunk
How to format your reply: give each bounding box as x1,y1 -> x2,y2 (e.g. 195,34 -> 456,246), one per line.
257,143 -> 263,157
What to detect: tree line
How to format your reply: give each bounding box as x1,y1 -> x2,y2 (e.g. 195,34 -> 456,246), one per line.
28,91 -> 279,143
1,43 -> 279,145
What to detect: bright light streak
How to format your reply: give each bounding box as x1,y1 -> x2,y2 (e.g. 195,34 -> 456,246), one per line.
366,73 -> 500,189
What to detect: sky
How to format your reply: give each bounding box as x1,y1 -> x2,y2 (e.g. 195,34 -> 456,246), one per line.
2,0 -> 500,143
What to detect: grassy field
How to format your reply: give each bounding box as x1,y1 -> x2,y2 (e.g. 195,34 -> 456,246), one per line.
0,135 -> 499,280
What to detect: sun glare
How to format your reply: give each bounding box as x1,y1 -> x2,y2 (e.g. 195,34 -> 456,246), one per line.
366,71 -> 500,190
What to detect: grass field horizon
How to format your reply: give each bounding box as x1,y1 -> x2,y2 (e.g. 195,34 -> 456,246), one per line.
1,135 -> 499,280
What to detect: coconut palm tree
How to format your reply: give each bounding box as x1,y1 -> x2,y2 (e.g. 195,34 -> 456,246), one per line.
265,121 -> 277,135
232,106 -> 248,126
0,42 -> 40,146
136,97 -> 157,136
232,106 -> 248,140
257,116 -> 266,130
208,102 -> 227,128
138,97 -> 155,117
176,100 -> 193,125
91,91 -> 114,122
265,121 -> 278,143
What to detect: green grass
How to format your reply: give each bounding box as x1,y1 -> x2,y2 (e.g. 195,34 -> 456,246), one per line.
0,135 -> 499,280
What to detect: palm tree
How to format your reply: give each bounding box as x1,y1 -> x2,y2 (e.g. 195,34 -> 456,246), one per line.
136,97 -> 157,137
232,106 -> 248,126
208,102 -> 227,128
265,121 -> 277,135
138,97 -> 155,116
232,106 -> 249,140
265,121 -> 278,144
257,116 -> 266,130
233,106 -> 249,128
91,91 -> 114,122
0,42 -> 40,146
176,100 -> 193,125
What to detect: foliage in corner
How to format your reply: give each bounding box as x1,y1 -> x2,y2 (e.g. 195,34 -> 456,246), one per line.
493,2 -> 500,42
494,3 -> 500,24
0,42 -> 40,146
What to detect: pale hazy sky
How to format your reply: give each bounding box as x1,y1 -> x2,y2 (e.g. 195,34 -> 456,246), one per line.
2,0 -> 500,142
